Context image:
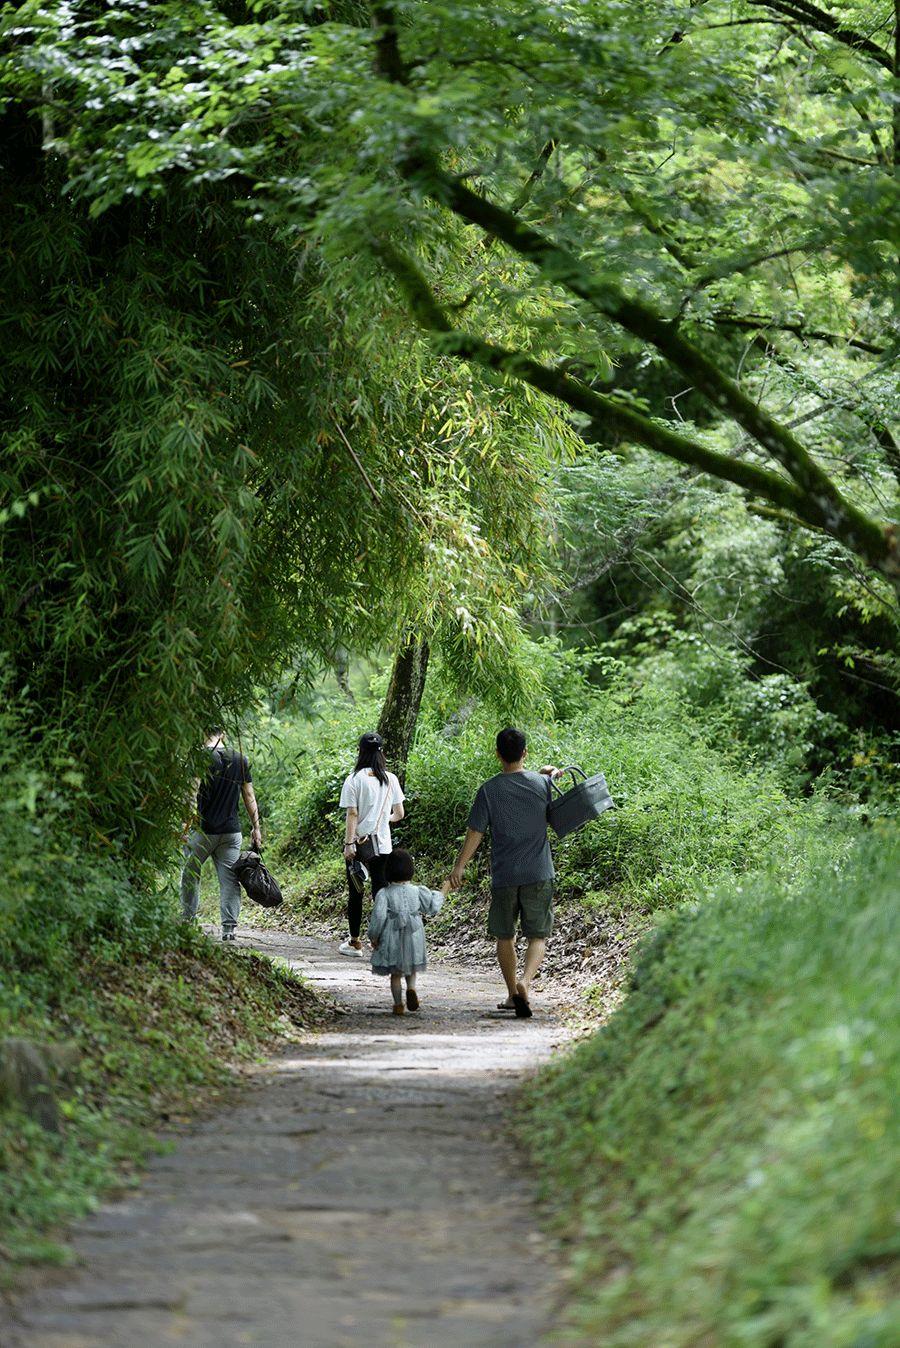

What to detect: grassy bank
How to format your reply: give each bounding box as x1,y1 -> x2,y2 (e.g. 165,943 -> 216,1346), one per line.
1,922 -> 326,1273
0,711 -> 329,1276
524,826 -> 900,1346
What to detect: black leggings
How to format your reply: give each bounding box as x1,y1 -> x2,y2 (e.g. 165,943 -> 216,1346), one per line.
346,853 -> 387,939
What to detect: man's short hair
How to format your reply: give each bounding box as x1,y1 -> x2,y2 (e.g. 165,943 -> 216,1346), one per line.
207,724 -> 225,737
496,727 -> 527,763
385,849 -> 415,883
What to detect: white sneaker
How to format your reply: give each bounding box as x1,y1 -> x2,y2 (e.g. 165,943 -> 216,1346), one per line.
338,940 -> 365,958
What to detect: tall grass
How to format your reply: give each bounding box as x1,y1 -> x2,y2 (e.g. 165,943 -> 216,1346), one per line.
524,827 -> 899,1345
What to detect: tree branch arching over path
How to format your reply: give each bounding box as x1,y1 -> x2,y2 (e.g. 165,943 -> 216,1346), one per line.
368,5 -> 900,592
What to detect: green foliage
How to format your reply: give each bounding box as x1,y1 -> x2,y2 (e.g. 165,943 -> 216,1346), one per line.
0,114 -> 573,860
2,0 -> 897,860
555,450 -> 900,787
524,826 -> 899,1345
4,0 -> 896,580
1,701 -> 159,969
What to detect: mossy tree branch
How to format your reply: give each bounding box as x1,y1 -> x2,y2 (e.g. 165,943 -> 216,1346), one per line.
746,0 -> 895,72
710,312 -> 886,355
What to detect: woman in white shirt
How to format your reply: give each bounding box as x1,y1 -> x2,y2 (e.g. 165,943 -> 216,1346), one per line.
338,731 -> 405,957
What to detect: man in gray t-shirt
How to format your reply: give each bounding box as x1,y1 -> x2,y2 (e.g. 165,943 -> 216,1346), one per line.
450,727 -> 562,1018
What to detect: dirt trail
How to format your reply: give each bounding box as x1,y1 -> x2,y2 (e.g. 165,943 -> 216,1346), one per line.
6,930 -> 573,1347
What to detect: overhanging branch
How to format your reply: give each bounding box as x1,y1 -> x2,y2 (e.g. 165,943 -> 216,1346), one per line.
367,3 -> 900,586
397,156 -> 894,576
746,0 -> 894,71
373,240 -> 818,520
711,312 -> 887,355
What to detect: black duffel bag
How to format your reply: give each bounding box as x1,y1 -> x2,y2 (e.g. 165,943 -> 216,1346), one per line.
547,765 -> 614,839
233,845 -> 283,909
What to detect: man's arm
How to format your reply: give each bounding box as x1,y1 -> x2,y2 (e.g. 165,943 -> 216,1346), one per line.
450,828 -> 484,890
241,782 -> 263,849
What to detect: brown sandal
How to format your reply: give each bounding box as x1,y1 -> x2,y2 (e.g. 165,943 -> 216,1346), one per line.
392,1003 -> 405,1016
512,982 -> 533,1019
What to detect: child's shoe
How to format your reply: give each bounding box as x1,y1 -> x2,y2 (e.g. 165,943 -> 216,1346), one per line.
406,989 -> 420,1012
392,1003 -> 405,1016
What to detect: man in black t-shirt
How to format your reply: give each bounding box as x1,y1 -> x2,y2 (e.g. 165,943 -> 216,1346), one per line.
180,727 -> 262,942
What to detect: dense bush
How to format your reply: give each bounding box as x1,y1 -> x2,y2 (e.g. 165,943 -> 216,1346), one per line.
0,697 -> 167,974
566,475 -> 900,790
525,827 -> 899,1346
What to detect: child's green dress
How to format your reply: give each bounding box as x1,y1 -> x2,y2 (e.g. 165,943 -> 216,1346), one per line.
367,881 -> 444,976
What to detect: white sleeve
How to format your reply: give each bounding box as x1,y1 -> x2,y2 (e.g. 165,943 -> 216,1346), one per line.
390,773 -> 405,805
339,774 -> 358,809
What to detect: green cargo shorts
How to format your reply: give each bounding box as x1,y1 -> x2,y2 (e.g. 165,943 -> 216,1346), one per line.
488,880 -> 555,940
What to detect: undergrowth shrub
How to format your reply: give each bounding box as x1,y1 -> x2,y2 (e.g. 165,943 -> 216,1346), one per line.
524,826 -> 899,1346
251,654 -> 852,922
1,719 -> 168,977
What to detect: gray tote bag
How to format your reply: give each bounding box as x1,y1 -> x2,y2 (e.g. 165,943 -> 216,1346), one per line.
547,766 -> 614,839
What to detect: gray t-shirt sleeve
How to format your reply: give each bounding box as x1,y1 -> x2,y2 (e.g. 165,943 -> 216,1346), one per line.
468,784 -> 490,833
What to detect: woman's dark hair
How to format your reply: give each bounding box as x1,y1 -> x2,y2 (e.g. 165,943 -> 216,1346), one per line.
385,849 -> 415,883
354,731 -> 388,786
496,726 -> 527,764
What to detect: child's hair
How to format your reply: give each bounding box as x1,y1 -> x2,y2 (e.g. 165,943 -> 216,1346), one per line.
384,849 -> 415,883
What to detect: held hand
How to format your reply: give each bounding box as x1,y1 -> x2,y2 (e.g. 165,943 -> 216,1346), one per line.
449,865 -> 465,891
251,828 -> 263,851
440,879 -> 452,896
539,764 -> 564,780
370,938 -> 379,951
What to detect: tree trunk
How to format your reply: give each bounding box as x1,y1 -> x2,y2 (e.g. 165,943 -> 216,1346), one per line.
376,635 -> 430,785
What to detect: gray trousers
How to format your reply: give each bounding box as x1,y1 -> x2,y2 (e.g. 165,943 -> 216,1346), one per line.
180,830 -> 242,930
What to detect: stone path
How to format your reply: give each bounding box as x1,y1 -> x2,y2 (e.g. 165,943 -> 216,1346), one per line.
5,930 -> 572,1347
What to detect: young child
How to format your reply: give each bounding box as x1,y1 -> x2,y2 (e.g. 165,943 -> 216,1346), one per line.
367,849 -> 450,1015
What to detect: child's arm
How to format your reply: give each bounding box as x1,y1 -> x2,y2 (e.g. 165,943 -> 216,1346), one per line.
367,891 -> 388,945
418,884 -> 446,916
